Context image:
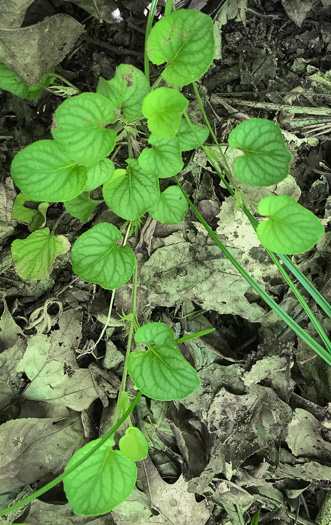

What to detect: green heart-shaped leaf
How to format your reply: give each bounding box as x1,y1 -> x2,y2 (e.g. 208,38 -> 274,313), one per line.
148,186 -> 188,224
97,64 -> 150,120
256,195 -> 324,254
138,135 -> 183,178
11,227 -> 70,280
127,322 -> 201,401
51,93 -> 117,165
119,427 -> 148,462
64,438 -> 137,517
65,192 -> 102,223
0,60 -> 54,99
228,119 -> 293,186
71,222 -> 136,289
147,10 -> 215,87
85,159 -> 115,191
11,140 -> 87,202
103,158 -> 159,220
176,118 -> 209,151
142,87 -> 188,138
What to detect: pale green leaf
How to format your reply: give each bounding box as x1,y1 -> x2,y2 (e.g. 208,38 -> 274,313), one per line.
65,192 -> 101,223
119,427 -> 148,461
51,93 -> 117,165
256,195 -> 324,254
11,227 -> 70,279
97,64 -> 150,120
71,222 -> 136,289
30,202 -> 49,232
142,87 -> 188,138
103,158 -> 159,221
147,10 -> 215,87
85,158 -> 115,191
138,135 -> 183,178
12,193 -> 39,224
0,60 -> 54,99
148,186 -> 188,224
127,322 -> 201,401
228,119 -> 293,186
64,438 -> 137,516
11,140 -> 87,202
176,118 -> 209,151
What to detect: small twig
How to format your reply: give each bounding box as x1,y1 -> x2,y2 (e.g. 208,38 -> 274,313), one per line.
51,210 -> 66,234
127,20 -> 146,35
80,35 -> 144,57
211,95 -> 331,116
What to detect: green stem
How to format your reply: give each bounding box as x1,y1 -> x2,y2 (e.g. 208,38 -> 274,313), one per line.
266,250 -> 331,353
188,90 -> 331,349
51,210 -> 66,235
235,505 -> 246,525
193,82 -> 233,180
127,130 -> 133,158
113,263 -> 138,424
88,290 -> 116,354
175,176 -> 331,365
144,0 -> 159,84
278,254 -> 331,319
50,73 -> 81,93
0,391 -> 142,517
176,328 -> 215,344
88,222 -> 131,355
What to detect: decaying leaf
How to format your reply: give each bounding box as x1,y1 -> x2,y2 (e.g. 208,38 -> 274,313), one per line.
0,416 -> 84,492
27,499 -> 108,524
0,0 -> 35,29
286,409 -> 331,461
281,0 -> 315,27
0,299 -> 23,351
140,229 -> 266,322
0,14 -> 84,85
138,457 -> 210,525
17,310 -> 99,411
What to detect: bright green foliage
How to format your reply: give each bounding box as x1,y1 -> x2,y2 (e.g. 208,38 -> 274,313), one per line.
65,192 -> 102,223
127,322 -> 201,401
251,509 -> 261,525
148,186 -> 188,224
119,427 -> 148,461
85,159 -> 115,191
12,193 -> 40,224
11,228 -> 70,279
11,140 -> 87,202
71,223 -> 136,289
138,135 -> 183,178
63,438 -> 137,516
97,64 -> 150,120
12,195 -> 49,232
228,119 -> 293,186
51,93 -> 117,165
142,87 -> 188,138
103,159 -> 159,221
256,195 -> 324,254
0,61 -> 54,99
147,9 -> 215,87
176,118 -> 209,151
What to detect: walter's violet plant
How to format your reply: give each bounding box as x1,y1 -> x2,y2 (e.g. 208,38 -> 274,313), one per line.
1,6 -> 330,519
